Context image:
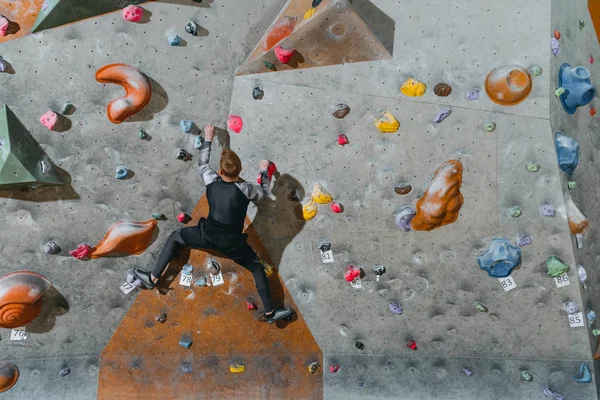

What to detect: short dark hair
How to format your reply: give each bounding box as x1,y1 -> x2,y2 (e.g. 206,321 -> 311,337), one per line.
220,149 -> 242,178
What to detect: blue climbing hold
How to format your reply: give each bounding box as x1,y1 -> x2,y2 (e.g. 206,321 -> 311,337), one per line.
572,362 -> 592,383
180,120 -> 194,133
195,276 -> 207,286
168,35 -> 182,46
115,166 -> 129,180
477,238 -> 522,278
194,135 -> 204,149
179,339 -> 193,349
555,132 -> 580,176
389,302 -> 403,314
558,64 -> 596,114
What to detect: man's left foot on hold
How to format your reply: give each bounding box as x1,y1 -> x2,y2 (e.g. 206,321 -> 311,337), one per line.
261,307 -> 293,324
132,268 -> 156,290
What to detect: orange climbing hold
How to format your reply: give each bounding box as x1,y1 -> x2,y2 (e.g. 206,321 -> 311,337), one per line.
565,196 -> 589,235
411,160 -> 464,231
95,63 -> 152,124
263,16 -> 297,51
554,30 -> 561,40
0,362 -> 19,393
0,271 -> 52,329
90,220 -> 157,258
485,64 -> 532,106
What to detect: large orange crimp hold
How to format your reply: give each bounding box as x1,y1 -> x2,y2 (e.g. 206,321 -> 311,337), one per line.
263,16 -> 297,51
95,63 -> 152,124
411,159 -> 464,231
565,195 -> 589,234
90,220 -> 157,258
0,271 -> 52,329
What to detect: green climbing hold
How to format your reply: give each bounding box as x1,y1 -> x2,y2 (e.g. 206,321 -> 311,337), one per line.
521,371 -> 533,382
475,302 -> 489,312
528,65 -> 543,77
555,87 -> 566,97
546,256 -> 570,277
509,207 -> 522,217
139,130 -> 147,140
593,329 -> 600,337
263,61 -> 276,71
483,122 -> 496,132
0,105 -> 67,190
152,213 -> 166,220
568,181 -> 576,190
526,163 -> 540,172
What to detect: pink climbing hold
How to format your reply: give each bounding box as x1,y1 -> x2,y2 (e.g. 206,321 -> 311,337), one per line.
344,265 -> 361,282
227,115 -> 243,134
406,339 -> 418,351
246,301 -> 257,310
257,162 -> 277,184
330,202 -> 343,213
274,45 -> 296,63
122,5 -> 143,22
69,244 -> 92,260
177,213 -> 190,223
329,364 -> 340,373
337,134 -> 349,146
0,16 -> 8,37
40,111 -> 58,130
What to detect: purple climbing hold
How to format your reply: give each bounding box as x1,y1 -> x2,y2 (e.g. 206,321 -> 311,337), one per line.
541,204 -> 556,217
433,109 -> 452,123
517,234 -> 532,247
543,386 -> 565,400
59,367 -> 71,377
389,302 -> 403,314
0,56 -> 8,73
466,89 -> 481,100
551,38 -> 560,56
180,362 -> 193,373
395,207 -> 415,232
44,241 -> 61,254
463,368 -> 473,378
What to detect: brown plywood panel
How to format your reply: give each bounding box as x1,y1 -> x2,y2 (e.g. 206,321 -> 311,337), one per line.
98,195 -> 323,400
590,0 -> 600,45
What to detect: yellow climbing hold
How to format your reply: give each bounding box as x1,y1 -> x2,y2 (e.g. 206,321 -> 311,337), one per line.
312,183 -> 333,204
230,364 -> 246,373
302,198 -> 318,220
304,8 -> 316,19
308,361 -> 320,374
260,259 -> 275,277
373,111 -> 400,133
400,77 -> 426,97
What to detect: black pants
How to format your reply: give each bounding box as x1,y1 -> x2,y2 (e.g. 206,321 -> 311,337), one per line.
151,221 -> 272,312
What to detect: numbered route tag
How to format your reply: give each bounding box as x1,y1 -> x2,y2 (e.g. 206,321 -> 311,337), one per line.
554,273 -> 570,288
498,276 -> 517,292
351,278 -> 362,289
119,281 -> 137,295
211,272 -> 224,287
321,249 -> 334,264
179,273 -> 193,287
10,328 -> 27,341
568,312 -> 585,328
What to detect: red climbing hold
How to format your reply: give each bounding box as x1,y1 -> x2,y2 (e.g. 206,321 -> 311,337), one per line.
329,364 -> 340,373
330,202 -> 343,213
406,339 -> 418,351
337,134 -> 349,146
257,162 -> 277,184
274,45 -> 296,63
69,244 -> 92,260
554,30 -> 561,40
591,57 -> 595,64
344,265 -> 361,282
227,115 -> 243,134
246,301 -> 257,310
177,213 -> 190,223
591,108 -> 597,117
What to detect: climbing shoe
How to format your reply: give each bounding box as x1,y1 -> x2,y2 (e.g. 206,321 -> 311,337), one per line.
132,268 -> 155,290
260,307 -> 293,324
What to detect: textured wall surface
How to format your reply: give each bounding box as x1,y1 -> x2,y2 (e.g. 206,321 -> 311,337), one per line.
0,0 -> 598,399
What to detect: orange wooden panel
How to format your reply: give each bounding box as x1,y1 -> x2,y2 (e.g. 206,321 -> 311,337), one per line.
0,0 -> 44,43
98,195 -> 323,399
589,0 -> 600,45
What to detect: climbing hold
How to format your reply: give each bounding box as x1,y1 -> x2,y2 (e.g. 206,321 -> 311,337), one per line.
252,87 -> 264,100
263,61 -> 276,71
302,198 -> 318,221
345,265 -> 361,282
551,38 -> 560,55
304,8 -> 316,19
509,207 -> 522,217
0,271 -> 52,329
168,35 -> 182,46
592,57 -> 596,64
179,339 -> 193,349
308,362 -> 320,374
180,120 -> 194,133
0,56 -> 7,73
465,88 -> 481,100
433,109 -> 452,123
176,149 -> 191,161
274,45 -> 296,63
312,0 -> 323,6
263,16 -> 297,51
70,244 -> 92,259
485,64 -> 532,106
329,364 -> 340,373
594,329 -> 600,337
578,265 -> 587,284
95,64 -> 152,124
400,77 -> 426,97
208,261 -> 220,276
587,310 -> 596,323
312,183 -> 333,204
394,183 -> 412,195
572,362 -> 592,383
126,269 -> 142,288
354,340 -> 365,350
373,111 -> 400,133
177,213 -> 190,223
358,381 -> 365,387
330,202 -> 343,213
155,313 -> 167,323
229,364 -> 246,373
180,363 -> 192,373
122,5 -> 143,22
528,65 -> 543,77
543,386 -> 565,400
554,30 -> 561,40
139,130 -> 147,139
395,207 -> 415,232
411,159 -> 463,231
256,161 -> 276,185
0,362 -> 19,393
558,64 -> 596,114
521,371 -> 533,382
565,196 -> 589,234
246,301 -> 257,310
406,340 -> 417,351
555,132 -> 580,175
58,367 -> 71,378
591,108 -> 597,117
546,256 -> 570,277
333,104 -> 350,119
463,368 -> 473,378
152,213 -> 166,220
319,242 -> 331,253
185,21 -> 198,36
389,302 -> 403,314
483,122 -> 496,132
477,238 -> 522,278
555,87 -> 566,97
227,115 -> 243,133
433,83 -> 452,97
475,302 -> 489,312
337,134 -> 349,146
39,110 -> 58,130
44,241 -> 60,255
373,265 -> 386,276
540,204 -> 555,217
61,103 -> 75,115
0,16 -> 9,37
115,166 -> 129,180
526,163 -> 541,172
563,302 -> 579,314
517,234 -> 532,247
89,220 -> 157,258
580,21 -> 586,30
194,136 -> 204,150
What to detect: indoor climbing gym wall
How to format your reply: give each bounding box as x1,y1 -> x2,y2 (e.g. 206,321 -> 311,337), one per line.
0,0 -> 599,399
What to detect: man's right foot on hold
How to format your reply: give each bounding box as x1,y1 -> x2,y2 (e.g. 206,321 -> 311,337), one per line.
133,268 -> 156,290
260,307 -> 293,324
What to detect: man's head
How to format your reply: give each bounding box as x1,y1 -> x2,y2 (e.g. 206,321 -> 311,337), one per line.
219,149 -> 242,181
